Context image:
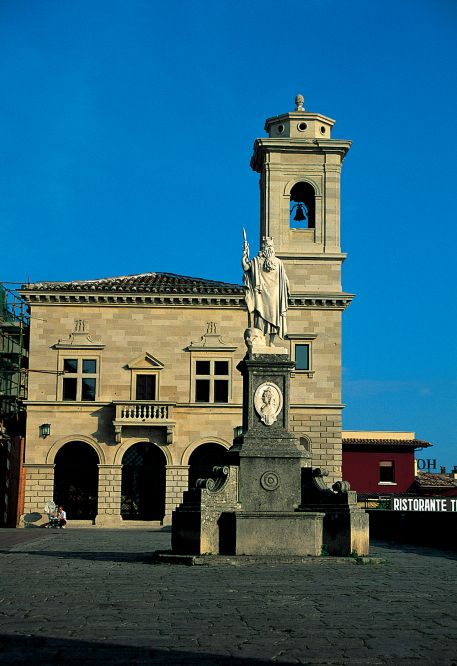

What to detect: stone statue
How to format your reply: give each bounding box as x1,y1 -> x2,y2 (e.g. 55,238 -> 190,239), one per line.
242,233 -> 290,345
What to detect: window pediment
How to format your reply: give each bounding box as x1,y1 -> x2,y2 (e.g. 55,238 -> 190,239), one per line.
126,353 -> 164,370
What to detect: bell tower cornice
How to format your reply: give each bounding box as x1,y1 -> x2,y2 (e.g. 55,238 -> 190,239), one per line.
250,138 -> 352,173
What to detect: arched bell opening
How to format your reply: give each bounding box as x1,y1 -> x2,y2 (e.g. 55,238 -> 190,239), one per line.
290,182 -> 315,229
121,442 -> 166,521
188,442 -> 229,489
54,441 -> 99,520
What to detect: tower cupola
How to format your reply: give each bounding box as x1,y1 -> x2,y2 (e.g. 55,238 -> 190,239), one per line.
264,94 -> 335,140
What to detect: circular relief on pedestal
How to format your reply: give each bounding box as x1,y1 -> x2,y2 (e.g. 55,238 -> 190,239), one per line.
260,471 -> 280,491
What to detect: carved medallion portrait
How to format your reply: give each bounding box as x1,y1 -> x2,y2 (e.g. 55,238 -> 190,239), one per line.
253,381 -> 283,426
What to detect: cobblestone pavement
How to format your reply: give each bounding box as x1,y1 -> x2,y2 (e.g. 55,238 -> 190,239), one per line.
0,529 -> 456,665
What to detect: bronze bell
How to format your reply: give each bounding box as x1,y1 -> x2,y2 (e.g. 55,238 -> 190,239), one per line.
293,203 -> 307,222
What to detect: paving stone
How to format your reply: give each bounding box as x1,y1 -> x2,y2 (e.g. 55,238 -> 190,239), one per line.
0,530 -> 457,665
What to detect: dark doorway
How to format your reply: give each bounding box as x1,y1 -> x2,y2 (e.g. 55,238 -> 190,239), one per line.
54,441 -> 99,519
121,442 -> 166,520
188,442 -> 228,489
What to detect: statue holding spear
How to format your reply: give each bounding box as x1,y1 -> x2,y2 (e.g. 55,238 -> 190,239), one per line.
241,230 -> 290,346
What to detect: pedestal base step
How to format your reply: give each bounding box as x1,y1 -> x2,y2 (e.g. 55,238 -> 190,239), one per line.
152,550 -> 386,566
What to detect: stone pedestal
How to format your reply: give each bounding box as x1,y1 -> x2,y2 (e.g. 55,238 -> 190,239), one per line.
172,348 -> 325,557
172,465 -> 240,555
171,345 -> 369,558
233,511 -> 323,556
299,469 -> 370,556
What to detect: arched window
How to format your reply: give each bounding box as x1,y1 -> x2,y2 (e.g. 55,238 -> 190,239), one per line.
290,182 -> 315,229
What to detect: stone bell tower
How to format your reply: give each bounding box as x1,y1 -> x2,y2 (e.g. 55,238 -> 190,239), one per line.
250,95 -> 354,484
250,94 -> 351,293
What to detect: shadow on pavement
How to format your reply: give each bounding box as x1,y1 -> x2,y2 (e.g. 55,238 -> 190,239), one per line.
0,550 -> 156,564
0,634 -> 296,665
5,540 -> 457,565
372,539 -> 457,561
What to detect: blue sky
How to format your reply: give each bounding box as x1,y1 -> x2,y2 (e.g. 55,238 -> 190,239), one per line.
1,0 -> 456,469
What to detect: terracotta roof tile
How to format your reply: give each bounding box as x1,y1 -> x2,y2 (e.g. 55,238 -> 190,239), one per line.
343,438 -> 431,449
22,272 -> 244,295
415,472 -> 457,488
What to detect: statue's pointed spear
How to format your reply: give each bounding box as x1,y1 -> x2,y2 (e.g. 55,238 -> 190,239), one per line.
243,227 -> 249,250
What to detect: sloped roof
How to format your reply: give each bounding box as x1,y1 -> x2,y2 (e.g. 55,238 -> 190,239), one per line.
415,472 -> 457,489
343,437 -> 431,449
22,272 -> 244,295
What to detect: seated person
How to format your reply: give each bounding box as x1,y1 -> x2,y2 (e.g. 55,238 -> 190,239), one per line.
57,506 -> 67,528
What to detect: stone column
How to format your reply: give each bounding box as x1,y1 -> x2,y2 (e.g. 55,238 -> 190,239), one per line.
21,463 -> 55,527
96,464 -> 123,526
164,465 -> 189,525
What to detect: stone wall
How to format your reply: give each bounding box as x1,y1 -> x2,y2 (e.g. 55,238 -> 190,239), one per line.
290,409 -> 342,483
22,299 -> 346,523
22,464 -> 54,525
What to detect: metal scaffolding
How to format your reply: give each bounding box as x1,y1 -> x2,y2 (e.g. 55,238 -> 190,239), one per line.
0,284 -> 29,423
0,284 -> 29,525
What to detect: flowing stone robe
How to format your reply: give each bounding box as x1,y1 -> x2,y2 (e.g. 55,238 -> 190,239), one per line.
243,256 -> 290,339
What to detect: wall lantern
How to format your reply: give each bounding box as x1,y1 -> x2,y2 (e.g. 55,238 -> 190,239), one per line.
39,423 -> 51,438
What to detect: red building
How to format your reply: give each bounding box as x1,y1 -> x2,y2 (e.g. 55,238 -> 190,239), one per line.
342,431 -> 431,495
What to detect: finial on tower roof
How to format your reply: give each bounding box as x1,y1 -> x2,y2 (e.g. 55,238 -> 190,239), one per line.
294,94 -> 304,111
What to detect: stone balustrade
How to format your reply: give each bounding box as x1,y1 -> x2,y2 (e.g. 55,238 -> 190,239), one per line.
114,401 -> 174,423
112,401 -> 176,444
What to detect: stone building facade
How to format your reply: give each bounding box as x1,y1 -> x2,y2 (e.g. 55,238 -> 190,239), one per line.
20,98 -> 353,526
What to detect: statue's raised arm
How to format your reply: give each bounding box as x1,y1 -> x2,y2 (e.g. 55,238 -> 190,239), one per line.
242,234 -> 290,346
241,228 -> 250,273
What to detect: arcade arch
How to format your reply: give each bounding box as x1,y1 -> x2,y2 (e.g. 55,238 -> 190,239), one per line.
186,441 -> 230,490
53,440 -> 99,520
120,442 -> 166,521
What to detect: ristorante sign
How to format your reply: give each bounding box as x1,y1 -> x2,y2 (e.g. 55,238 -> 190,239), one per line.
390,497 -> 457,512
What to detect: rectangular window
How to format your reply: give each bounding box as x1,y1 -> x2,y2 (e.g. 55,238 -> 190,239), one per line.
63,358 -> 78,373
81,378 -> 96,401
214,360 -> 229,375
195,379 -> 210,402
82,359 -> 97,374
136,374 -> 157,400
295,344 -> 310,371
214,379 -> 229,402
194,359 -> 230,403
62,377 -> 77,401
196,360 -> 210,375
379,461 -> 395,484
61,358 -> 98,401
